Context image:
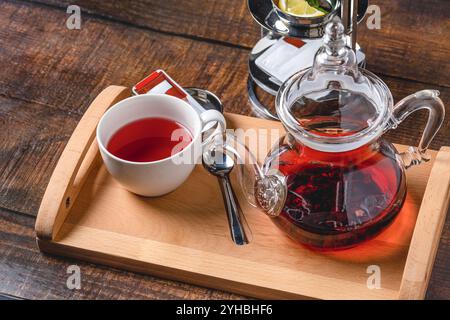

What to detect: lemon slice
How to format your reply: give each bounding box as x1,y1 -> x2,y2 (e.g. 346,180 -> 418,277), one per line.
278,0 -> 325,17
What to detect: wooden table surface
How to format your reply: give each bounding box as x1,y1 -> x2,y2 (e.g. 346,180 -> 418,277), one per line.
0,0 -> 449,300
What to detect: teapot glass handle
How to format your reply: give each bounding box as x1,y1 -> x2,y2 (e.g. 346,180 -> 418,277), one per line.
390,90 -> 445,169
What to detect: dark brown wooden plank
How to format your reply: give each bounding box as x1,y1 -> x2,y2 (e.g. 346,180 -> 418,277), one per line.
30,0 -> 257,49
29,0 -> 450,87
0,1 -> 449,218
0,0 -> 250,216
0,96 -> 78,215
426,205 -> 450,300
0,207 -> 245,299
0,0 -> 449,301
0,0 -> 251,116
358,0 -> 450,88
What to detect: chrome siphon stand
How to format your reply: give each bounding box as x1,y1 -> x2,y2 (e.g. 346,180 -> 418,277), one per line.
247,0 -> 369,120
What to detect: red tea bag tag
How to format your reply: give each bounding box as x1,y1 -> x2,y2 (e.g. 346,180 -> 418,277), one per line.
132,70 -> 204,113
283,37 -> 306,48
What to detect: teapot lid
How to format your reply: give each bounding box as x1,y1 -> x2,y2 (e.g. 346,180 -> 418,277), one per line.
276,17 -> 393,152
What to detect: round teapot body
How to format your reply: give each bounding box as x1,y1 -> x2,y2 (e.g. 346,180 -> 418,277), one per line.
262,136 -> 406,250
225,17 -> 444,251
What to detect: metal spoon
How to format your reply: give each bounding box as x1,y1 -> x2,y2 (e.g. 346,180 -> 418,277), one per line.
202,149 -> 252,245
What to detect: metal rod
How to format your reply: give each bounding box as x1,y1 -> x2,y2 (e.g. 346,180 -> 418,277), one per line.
341,0 -> 350,35
351,0 -> 359,50
341,0 -> 358,50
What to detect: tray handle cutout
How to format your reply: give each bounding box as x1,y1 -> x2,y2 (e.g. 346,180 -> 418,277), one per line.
35,86 -> 130,241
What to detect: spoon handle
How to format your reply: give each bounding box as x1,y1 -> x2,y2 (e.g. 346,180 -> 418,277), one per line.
217,175 -> 251,245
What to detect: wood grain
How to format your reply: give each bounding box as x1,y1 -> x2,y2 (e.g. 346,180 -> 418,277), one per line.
0,208 -> 243,299
399,147 -> 450,299
427,208 -> 450,299
0,0 -> 251,215
0,1 -> 250,116
0,1 -> 449,218
358,0 -> 450,87
0,0 -> 449,300
34,91 -> 448,299
0,95 -> 78,215
36,86 -> 129,241
29,0 -> 450,87
30,0 -> 258,48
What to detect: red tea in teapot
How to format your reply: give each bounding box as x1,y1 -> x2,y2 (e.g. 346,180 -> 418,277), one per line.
231,17 -> 444,251
271,139 -> 406,250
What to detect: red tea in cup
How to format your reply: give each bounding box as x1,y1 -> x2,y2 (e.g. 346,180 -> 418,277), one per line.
97,94 -> 225,196
106,117 -> 193,162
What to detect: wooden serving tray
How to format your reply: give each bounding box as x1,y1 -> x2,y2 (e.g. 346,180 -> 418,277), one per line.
35,86 -> 450,300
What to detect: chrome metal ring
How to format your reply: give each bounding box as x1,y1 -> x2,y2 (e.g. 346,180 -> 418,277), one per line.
247,77 -> 279,121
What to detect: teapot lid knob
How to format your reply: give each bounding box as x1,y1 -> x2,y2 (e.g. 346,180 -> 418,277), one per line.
308,16 -> 360,78
323,16 -> 346,56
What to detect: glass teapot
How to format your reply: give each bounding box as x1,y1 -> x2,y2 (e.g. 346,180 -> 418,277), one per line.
215,17 -> 445,250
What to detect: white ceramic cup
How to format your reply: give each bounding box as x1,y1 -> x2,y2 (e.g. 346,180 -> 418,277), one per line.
97,94 -> 226,197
